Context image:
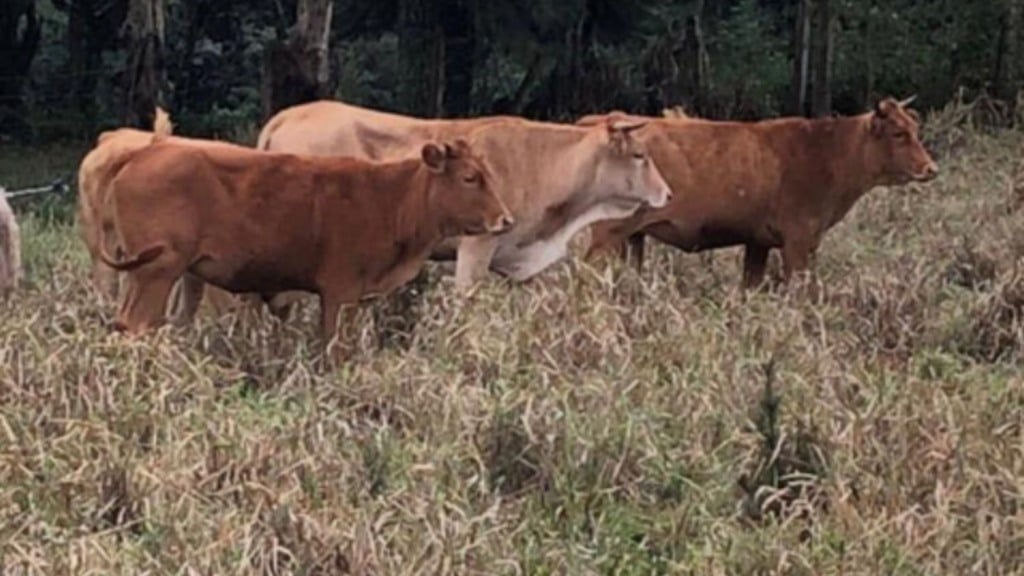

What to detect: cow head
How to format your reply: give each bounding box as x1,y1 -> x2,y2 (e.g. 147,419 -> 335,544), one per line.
421,139 -> 514,237
591,116 -> 673,209
869,96 -> 939,185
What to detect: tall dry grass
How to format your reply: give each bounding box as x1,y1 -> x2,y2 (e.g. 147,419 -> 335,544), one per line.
1,109 -> 1022,575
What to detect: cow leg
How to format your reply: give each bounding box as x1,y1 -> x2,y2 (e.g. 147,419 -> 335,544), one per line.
781,236 -> 822,300
742,244 -> 770,289
455,235 -> 499,291
585,220 -> 629,263
115,273 -> 180,334
625,233 -> 646,272
168,274 -> 205,326
92,262 -> 121,301
320,292 -> 358,364
781,238 -> 816,281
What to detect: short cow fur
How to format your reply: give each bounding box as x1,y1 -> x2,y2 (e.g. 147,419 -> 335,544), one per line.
582,97 -> 939,287
101,136 -> 513,358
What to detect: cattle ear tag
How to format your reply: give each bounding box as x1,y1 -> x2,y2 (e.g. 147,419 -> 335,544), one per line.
421,143 -> 447,173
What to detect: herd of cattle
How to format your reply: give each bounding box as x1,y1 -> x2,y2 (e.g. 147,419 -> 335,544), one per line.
5,95 -> 941,360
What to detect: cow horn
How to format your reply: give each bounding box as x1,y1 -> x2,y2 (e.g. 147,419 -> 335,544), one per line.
899,95 -> 918,108
610,118 -> 647,133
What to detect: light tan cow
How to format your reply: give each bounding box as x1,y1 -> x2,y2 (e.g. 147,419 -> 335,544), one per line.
258,101 -> 673,290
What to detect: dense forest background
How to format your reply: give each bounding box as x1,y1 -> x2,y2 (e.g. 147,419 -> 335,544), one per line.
0,0 -> 1021,142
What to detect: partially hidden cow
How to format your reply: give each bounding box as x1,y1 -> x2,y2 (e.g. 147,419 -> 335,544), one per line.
78,108 -> 242,320
99,135 -> 513,358
257,100 -> 673,290
581,97 -> 939,287
0,188 -> 21,299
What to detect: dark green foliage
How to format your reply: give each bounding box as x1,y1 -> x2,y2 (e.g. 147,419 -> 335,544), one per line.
0,0 -> 1019,142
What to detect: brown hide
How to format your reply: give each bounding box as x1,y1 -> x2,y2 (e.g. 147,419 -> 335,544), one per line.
102,139 -> 511,358
584,98 -> 939,287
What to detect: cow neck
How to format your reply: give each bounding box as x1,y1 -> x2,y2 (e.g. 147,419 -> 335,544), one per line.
389,161 -> 444,260
819,115 -> 886,226
531,129 -> 604,242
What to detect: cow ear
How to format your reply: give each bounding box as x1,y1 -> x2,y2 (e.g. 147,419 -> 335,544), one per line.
422,143 -> 446,173
871,100 -> 893,136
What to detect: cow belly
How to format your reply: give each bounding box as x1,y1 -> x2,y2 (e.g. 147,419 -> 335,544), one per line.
191,255 -> 312,294
645,220 -> 759,252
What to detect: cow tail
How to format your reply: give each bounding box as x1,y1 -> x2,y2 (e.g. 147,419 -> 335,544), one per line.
152,107 -> 174,143
99,243 -> 165,271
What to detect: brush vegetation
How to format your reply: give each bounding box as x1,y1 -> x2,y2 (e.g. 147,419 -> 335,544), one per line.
1,110 -> 1023,575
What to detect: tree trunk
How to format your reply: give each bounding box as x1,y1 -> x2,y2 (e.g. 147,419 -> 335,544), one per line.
261,0 -> 333,122
790,0 -> 812,115
810,0 -> 833,117
440,0 -> 475,117
0,0 -> 41,140
123,0 -> 166,128
398,0 -> 442,117
995,0 -> 1023,103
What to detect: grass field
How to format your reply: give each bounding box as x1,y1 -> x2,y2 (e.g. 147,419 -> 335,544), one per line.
1,117 -> 1022,575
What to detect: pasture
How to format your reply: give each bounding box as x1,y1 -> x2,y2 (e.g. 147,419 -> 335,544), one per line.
1,113 -> 1022,574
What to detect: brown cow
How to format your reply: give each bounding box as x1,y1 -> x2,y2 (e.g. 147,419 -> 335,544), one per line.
99,137 -> 513,357
77,109 -> 243,320
257,101 -> 673,290
583,97 -> 939,287
0,188 -> 21,299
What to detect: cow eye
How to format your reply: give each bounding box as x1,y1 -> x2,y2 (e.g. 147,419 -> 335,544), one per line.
895,132 -> 910,141
463,173 -> 479,184
632,152 -> 647,163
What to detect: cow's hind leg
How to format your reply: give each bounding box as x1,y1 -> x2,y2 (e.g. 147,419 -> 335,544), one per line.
742,244 -> 770,290
115,274 -> 181,334
113,254 -> 188,334
168,273 -> 205,326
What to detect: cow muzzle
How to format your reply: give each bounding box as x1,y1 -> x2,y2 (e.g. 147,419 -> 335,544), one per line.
488,214 -> 516,235
647,185 -> 673,209
913,162 -> 940,182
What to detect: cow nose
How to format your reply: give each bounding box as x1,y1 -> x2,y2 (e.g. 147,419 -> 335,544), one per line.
492,214 -> 515,233
926,163 -> 939,178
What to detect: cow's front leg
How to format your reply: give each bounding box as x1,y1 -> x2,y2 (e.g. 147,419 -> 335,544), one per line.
454,235 -> 499,292
742,244 -> 770,290
624,233 -> 646,272
781,234 -> 822,300
585,219 -> 631,263
320,292 -> 359,365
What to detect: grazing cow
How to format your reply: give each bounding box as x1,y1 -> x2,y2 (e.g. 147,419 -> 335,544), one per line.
257,101 -> 673,290
0,188 -> 21,298
99,137 -> 513,358
582,97 -> 939,287
78,109 -> 245,320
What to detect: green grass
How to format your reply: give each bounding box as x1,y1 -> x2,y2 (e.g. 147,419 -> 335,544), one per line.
1,121 -> 1022,575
